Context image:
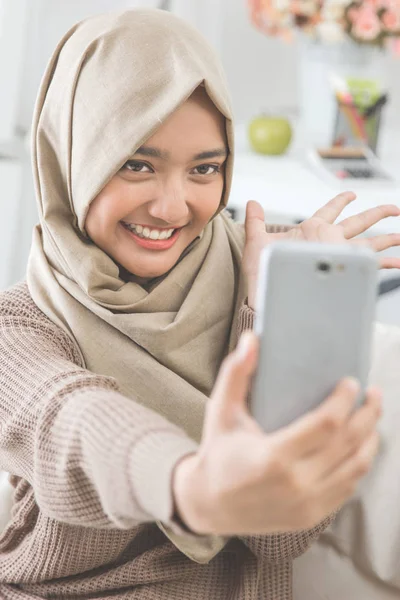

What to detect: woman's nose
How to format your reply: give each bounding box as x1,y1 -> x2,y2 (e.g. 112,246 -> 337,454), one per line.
147,180 -> 190,226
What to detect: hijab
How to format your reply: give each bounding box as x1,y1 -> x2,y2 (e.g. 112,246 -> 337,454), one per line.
27,8 -> 247,443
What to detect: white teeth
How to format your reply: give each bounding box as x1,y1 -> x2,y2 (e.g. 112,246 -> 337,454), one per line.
124,222 -> 176,240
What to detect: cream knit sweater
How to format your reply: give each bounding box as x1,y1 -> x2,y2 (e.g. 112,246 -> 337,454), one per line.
0,281 -> 331,599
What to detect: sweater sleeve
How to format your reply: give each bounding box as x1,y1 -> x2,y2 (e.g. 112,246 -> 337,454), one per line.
0,313 -> 198,531
236,302 -> 337,563
154,299 -> 259,564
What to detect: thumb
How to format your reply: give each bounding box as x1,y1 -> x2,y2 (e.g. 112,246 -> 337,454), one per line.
245,200 -> 266,242
206,332 -> 259,435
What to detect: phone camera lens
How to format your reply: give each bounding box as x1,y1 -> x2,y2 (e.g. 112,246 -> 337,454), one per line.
317,261 -> 331,273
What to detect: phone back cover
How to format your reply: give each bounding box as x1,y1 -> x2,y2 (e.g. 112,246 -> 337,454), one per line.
252,242 -> 378,433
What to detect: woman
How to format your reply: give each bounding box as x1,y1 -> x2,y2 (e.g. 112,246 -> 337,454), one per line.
0,8 -> 399,600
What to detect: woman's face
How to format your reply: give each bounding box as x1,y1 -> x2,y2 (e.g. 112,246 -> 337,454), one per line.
85,87 -> 228,283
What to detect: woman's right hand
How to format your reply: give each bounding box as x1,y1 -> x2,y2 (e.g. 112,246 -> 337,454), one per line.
172,331 -> 382,536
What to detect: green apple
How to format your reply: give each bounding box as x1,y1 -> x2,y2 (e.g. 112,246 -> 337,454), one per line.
248,115 -> 292,155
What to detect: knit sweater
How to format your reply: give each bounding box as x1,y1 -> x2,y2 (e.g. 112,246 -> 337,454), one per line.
0,281 -> 331,600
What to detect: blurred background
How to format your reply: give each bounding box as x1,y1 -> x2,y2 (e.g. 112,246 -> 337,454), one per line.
1,0 -> 400,322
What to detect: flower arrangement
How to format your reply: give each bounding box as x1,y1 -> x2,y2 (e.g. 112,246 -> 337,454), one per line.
248,0 -> 400,49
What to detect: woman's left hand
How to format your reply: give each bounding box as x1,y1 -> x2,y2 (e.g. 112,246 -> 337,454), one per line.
242,191 -> 400,310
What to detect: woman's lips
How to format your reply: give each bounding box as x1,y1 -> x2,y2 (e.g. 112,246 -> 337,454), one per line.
121,222 -> 182,250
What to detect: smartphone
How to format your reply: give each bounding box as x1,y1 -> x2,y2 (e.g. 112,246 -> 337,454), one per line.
251,241 -> 378,433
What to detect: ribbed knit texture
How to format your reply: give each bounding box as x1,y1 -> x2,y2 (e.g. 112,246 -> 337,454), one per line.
237,300 -> 255,332
0,280 -> 332,599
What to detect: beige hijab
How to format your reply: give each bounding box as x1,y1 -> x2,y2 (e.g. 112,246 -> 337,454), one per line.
27,8 -> 246,444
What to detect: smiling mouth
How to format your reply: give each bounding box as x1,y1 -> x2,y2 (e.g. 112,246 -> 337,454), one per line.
121,222 -> 185,240
120,221 -> 184,250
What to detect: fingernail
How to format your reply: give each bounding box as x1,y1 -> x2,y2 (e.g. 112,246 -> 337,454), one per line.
238,332 -> 252,358
344,376 -> 360,394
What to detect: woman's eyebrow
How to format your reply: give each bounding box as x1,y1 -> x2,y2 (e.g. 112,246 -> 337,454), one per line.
193,149 -> 228,160
134,146 -> 228,160
135,146 -> 168,159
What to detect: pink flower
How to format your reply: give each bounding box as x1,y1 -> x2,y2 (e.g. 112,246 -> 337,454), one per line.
347,6 -> 361,22
349,5 -> 382,40
381,9 -> 400,31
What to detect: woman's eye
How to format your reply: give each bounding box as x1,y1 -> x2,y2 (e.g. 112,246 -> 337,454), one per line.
123,161 -> 153,173
193,164 -> 221,176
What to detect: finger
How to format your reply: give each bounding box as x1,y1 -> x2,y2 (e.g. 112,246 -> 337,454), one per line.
271,377 -> 360,457
315,431 -> 380,515
245,200 -> 266,242
312,191 -> 356,224
379,257 -> 400,269
354,232 -> 400,252
307,387 -> 382,478
338,205 -> 400,238
320,429 -> 380,494
208,332 -> 259,432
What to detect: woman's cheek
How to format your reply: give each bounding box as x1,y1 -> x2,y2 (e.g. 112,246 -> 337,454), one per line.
200,179 -> 224,215
204,179 -> 224,216
115,180 -> 156,216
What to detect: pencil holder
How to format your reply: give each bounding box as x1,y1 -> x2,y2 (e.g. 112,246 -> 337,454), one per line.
332,100 -> 384,153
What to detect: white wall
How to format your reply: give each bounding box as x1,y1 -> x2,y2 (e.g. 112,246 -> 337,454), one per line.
0,0 -> 30,142
220,0 -> 299,122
